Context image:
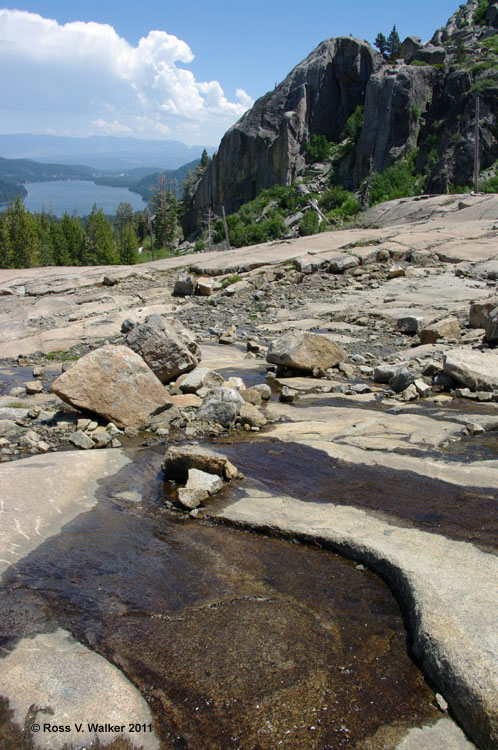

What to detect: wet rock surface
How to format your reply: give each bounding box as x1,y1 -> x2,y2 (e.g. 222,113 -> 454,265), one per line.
0,446 -> 440,749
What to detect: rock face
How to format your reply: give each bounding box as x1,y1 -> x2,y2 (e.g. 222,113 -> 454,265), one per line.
183,37 -> 382,233
125,314 -> 199,383
267,331 -> 348,372
183,7 -> 498,235
50,345 -> 171,428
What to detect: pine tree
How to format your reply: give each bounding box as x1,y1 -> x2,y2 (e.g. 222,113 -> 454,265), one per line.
119,223 -> 139,264
60,212 -> 87,265
200,148 -> 209,170
0,213 -> 12,268
375,32 -> 388,56
86,205 -> 119,265
150,174 -> 178,248
114,201 -> 135,244
387,25 -> 401,61
4,198 -> 41,268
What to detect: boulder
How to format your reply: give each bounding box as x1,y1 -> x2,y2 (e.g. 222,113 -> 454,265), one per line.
414,46 -> 446,65
327,254 -> 359,274
469,297 -> 498,329
240,387 -> 263,406
396,316 -> 425,334
267,331 -> 348,373
419,317 -> 461,344
173,274 -> 196,296
162,444 -> 240,483
178,367 -> 224,394
252,383 -> 272,400
196,276 -> 215,296
176,468 -> 224,510
443,349 -> 498,392
125,314 -> 199,383
196,386 -> 244,427
389,368 -> 415,394
485,308 -> 498,346
50,345 -> 172,428
373,364 -> 398,383
237,403 -> 267,428
219,325 -> 237,345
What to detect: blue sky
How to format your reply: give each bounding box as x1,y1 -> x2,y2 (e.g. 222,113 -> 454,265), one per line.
0,0 -> 460,145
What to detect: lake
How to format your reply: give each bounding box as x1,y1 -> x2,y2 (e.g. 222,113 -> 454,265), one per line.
12,180 -> 147,217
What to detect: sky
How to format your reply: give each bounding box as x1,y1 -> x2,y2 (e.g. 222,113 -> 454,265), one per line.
0,0 -> 460,146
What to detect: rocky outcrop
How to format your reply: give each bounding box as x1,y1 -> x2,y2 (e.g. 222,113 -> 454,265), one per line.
183,37 -> 382,234
184,2 -> 498,235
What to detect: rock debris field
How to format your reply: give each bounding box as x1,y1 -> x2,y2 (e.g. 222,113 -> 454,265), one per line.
0,193 -> 497,750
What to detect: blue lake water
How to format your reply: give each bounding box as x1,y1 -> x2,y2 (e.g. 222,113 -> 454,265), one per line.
13,180 -> 146,217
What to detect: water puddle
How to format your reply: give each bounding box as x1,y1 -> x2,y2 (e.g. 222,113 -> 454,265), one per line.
0,446 -> 438,749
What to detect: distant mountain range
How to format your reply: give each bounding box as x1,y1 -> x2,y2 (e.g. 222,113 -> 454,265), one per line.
0,134 -> 215,171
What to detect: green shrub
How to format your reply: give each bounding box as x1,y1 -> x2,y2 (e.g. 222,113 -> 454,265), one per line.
369,160 -> 420,205
299,211 -> 320,236
305,134 -> 333,163
480,175 -> 498,193
346,106 -> 364,142
319,186 -> 352,211
410,60 -> 429,66
474,0 -> 488,25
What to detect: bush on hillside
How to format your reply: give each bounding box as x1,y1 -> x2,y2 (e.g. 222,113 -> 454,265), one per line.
305,134 -> 333,163
368,160 -> 421,205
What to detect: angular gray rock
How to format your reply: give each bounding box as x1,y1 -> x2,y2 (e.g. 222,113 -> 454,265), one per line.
178,366 -> 224,394
125,313 -> 199,383
162,444 -> 240,483
485,308 -> 498,346
443,349 -> 498,392
389,368 -> 415,394
51,345 -> 172,428
469,297 -> 498,329
176,468 -> 224,510
196,386 -> 244,427
396,316 -> 425,334
173,274 -> 196,296
267,331 -> 348,373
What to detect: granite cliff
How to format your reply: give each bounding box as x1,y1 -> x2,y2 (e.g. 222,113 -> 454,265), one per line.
183,0 -> 498,235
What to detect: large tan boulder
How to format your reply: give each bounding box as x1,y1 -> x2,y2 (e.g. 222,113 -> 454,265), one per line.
125,314 -> 199,383
51,345 -> 172,428
266,331 -> 348,372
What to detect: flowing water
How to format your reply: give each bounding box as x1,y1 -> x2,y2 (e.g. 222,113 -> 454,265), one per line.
0,443 -> 440,749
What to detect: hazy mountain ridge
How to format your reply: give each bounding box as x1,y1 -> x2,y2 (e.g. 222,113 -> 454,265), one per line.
0,134 -> 215,172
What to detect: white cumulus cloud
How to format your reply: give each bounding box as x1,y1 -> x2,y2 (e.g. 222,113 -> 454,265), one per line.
0,10 -> 254,143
